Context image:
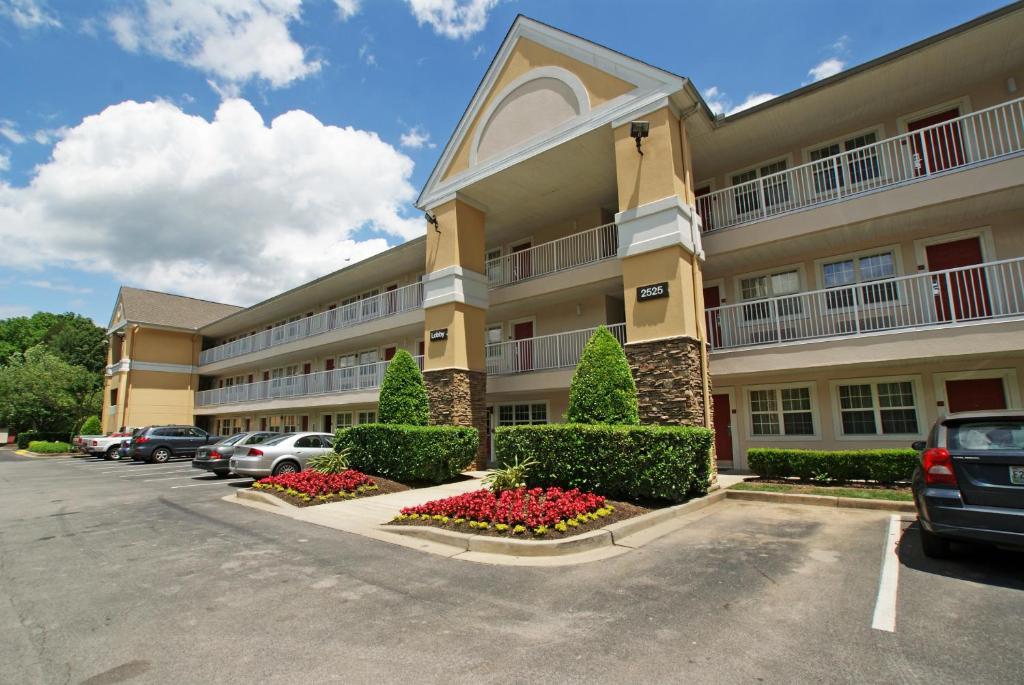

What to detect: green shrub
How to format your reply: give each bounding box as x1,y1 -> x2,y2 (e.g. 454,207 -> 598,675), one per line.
346,424 -> 478,483
747,448 -> 919,484
307,448 -> 351,474
27,440 -> 72,454
483,454 -> 537,494
79,416 -> 102,435
16,431 -> 72,449
377,349 -> 429,426
495,423 -> 714,502
566,326 -> 639,425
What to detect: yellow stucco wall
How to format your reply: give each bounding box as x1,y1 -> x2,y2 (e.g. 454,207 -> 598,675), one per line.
426,199 -> 486,274
442,37 -> 635,181
130,328 -> 196,366
424,302 -> 486,372
124,370 -> 196,428
621,245 -> 701,343
614,107 -> 690,211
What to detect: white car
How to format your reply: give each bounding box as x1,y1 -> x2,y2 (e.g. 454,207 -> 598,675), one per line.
84,433 -> 133,460
229,432 -> 335,478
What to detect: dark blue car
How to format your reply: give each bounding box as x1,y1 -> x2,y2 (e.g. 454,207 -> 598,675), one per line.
912,410 -> 1024,557
127,425 -> 218,463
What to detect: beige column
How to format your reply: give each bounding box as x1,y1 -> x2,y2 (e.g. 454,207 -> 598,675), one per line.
612,106 -> 713,430
421,197 -> 489,467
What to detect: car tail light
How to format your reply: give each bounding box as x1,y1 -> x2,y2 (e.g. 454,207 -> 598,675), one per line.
135,436 -> 149,444
922,448 -> 957,486
247,448 -> 263,457
208,450 -> 223,460
91,440 -> 98,446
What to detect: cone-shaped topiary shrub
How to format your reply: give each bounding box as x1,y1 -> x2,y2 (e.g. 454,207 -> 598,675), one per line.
377,349 -> 429,425
79,416 -> 102,435
566,326 -> 639,425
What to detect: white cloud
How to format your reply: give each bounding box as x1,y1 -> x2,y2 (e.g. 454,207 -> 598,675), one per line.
108,0 -> 322,91
399,125 -> 433,150
405,0 -> 499,40
0,119 -> 26,144
31,126 -> 68,145
701,86 -> 778,116
26,279 -> 92,294
358,42 -> 376,66
808,57 -> 845,82
334,0 -> 359,20
0,304 -> 32,318
0,151 -> 9,172
0,0 -> 60,29
831,34 -> 850,53
0,99 -> 422,305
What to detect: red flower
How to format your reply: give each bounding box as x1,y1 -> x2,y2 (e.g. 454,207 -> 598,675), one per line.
400,487 -> 605,527
255,469 -> 374,496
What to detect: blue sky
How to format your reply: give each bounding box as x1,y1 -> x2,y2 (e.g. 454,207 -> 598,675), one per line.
0,0 -> 1009,324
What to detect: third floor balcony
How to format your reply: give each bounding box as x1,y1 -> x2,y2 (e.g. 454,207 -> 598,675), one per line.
696,97 -> 1024,234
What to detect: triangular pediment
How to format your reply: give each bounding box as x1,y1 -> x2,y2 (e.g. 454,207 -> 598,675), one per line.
417,16 -> 687,209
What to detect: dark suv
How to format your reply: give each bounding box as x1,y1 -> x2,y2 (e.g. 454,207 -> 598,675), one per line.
128,425 -> 219,463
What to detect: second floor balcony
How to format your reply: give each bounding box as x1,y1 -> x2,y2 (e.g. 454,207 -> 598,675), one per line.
198,282 -> 423,366
706,256 -> 1024,352
486,323 -> 626,375
696,97 -> 1024,234
486,222 -> 618,288
196,356 -> 424,407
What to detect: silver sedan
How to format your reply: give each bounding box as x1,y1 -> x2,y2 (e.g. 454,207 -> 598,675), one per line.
229,432 -> 335,478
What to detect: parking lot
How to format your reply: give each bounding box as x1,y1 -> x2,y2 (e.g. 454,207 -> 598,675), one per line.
1,448 -> 1022,684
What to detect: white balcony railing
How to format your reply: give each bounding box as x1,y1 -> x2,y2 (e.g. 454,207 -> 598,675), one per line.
486,323 -> 627,375
196,356 -> 424,407
486,222 -> 619,288
199,282 -> 424,366
697,97 -> 1024,233
706,257 -> 1024,352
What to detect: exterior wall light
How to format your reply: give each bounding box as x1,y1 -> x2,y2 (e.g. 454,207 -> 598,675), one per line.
630,120 -> 650,155
425,212 -> 440,232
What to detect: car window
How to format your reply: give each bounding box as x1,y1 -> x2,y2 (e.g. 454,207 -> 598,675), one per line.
947,421 -> 1024,451
151,427 -> 174,437
294,436 -> 318,448
244,433 -> 270,445
262,434 -> 294,447
218,433 -> 247,446
188,428 -> 206,438
319,436 -> 334,448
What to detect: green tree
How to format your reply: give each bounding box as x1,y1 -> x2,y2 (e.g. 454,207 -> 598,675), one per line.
377,349 -> 429,425
79,415 -> 102,435
0,346 -> 101,433
45,314 -> 107,374
566,326 -> 639,425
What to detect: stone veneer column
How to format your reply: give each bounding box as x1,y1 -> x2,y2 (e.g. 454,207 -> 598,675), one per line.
612,106 -> 714,438
420,197 -> 489,469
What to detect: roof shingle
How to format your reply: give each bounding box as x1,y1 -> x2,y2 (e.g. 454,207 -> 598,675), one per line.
116,287 -> 242,331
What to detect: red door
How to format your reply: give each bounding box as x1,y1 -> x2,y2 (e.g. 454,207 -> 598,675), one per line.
385,284 -> 398,314
946,378 -> 1007,413
511,242 -> 532,282
260,418 -> 267,431
513,320 -> 534,372
695,185 -> 713,232
324,358 -> 335,391
418,341 -> 425,357
262,371 -> 270,381
703,285 -> 722,349
908,108 -> 965,175
322,415 -> 332,433
302,363 -> 311,375
384,346 -> 397,361
301,416 -> 309,431
712,394 -> 733,462
926,237 -> 990,321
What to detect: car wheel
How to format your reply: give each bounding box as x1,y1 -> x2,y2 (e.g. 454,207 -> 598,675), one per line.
150,447 -> 172,464
919,525 -> 952,558
272,461 -> 299,476
104,446 -> 120,461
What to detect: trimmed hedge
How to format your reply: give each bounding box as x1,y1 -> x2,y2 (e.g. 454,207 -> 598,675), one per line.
566,326 -> 639,425
494,423 -> 714,503
27,440 -> 72,454
16,431 -> 72,449
345,424 -> 478,484
377,349 -> 429,425
747,448 -> 918,484
79,416 -> 102,436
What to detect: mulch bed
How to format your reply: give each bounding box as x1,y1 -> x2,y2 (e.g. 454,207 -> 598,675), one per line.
746,478 -> 911,491
257,476 -> 410,508
388,499 -> 652,539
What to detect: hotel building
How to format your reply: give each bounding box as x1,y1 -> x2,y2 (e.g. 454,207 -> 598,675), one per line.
103,5 -> 1024,470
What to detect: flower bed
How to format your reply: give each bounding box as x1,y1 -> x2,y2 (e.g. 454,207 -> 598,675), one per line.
251,469 -> 401,506
390,487 -> 649,538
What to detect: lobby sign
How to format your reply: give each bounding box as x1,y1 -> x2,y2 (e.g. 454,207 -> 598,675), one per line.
430,328 -> 449,341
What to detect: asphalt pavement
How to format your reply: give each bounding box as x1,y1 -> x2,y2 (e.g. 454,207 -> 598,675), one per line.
1,446 -> 1021,684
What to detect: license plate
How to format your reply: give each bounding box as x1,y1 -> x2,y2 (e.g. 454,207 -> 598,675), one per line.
1011,466 -> 1024,486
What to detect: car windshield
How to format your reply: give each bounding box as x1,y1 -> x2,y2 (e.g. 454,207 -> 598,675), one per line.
261,433 -> 295,447
217,433 -> 247,446
947,421 -> 1024,451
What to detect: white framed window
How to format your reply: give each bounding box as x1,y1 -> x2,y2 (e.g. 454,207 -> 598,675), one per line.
738,268 -> 803,320
747,385 -> 816,437
806,127 -> 884,192
833,378 -> 921,437
357,411 -> 376,424
496,402 -> 548,427
266,415 -> 282,432
335,412 -> 353,428
820,249 -> 899,310
730,157 -> 790,214
282,415 -> 298,433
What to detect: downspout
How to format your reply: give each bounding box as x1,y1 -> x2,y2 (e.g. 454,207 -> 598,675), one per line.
122,325 -> 138,430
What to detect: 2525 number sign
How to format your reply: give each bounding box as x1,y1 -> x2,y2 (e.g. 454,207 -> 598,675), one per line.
636,282 -> 668,302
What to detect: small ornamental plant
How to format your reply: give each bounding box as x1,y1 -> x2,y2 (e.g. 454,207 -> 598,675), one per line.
253,469 -> 377,504
566,325 -> 639,425
394,486 -> 613,537
377,349 -> 429,425
79,416 -> 102,435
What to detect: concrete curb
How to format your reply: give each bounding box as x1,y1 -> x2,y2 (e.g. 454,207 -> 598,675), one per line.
725,488 -> 916,512
382,487 -> 727,557
236,488 -> 299,509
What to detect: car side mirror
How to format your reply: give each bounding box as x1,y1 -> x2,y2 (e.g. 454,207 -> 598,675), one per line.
911,440 -> 926,451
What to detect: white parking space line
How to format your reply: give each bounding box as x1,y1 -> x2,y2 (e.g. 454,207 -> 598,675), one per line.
118,465 -> 193,476
170,478 -> 250,489
141,473 -> 208,482
872,514 -> 904,633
